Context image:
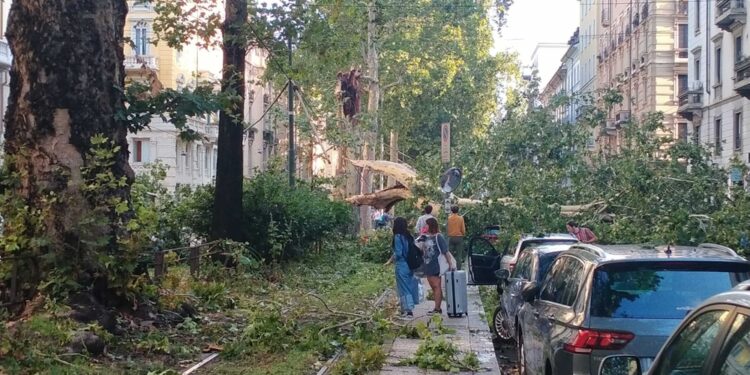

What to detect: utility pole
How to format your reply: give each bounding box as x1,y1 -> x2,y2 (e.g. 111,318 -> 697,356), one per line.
288,32 -> 295,187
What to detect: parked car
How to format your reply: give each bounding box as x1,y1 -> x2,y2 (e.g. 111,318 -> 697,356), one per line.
515,243 -> 750,375
468,233 -> 577,285
492,244 -> 572,342
599,280 -> 750,375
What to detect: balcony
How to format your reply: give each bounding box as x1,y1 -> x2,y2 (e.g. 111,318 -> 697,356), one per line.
124,55 -> 159,71
0,39 -> 12,70
734,56 -> 750,99
716,0 -> 746,32
677,84 -> 703,121
614,110 -> 631,126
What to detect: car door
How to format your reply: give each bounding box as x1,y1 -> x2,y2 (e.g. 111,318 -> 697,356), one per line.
468,236 -> 501,285
711,307 -> 750,374
528,256 -> 586,373
502,250 -> 534,335
522,256 -> 567,375
651,306 -> 735,375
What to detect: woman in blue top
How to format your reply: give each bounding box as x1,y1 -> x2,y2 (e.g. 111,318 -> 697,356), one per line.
385,217 -> 420,318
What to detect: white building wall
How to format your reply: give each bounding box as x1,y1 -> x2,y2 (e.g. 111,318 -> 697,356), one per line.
128,116 -> 218,191
689,1 -> 750,172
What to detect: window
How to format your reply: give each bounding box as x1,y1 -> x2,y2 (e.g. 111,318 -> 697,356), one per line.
678,24 -> 688,58
678,123 -> 688,142
590,262 -> 750,319
133,139 -> 150,163
717,47 -> 723,83
716,118 -> 723,155
540,257 -> 585,307
717,313 -> 750,374
653,310 -> 731,374
695,58 -> 701,81
735,112 -> 743,150
678,74 -> 688,95
737,36 -> 744,64
695,0 -> 701,32
134,21 -> 149,56
512,251 -> 533,280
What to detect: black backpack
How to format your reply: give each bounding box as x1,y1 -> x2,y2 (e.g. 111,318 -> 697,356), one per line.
406,237 -> 423,271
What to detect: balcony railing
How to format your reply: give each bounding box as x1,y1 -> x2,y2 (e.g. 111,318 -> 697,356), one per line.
716,0 -> 746,32
734,55 -> 750,99
124,55 -> 159,71
677,85 -> 704,121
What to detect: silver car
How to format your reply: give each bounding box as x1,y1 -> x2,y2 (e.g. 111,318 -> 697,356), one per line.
500,233 -> 578,274
468,233 -> 577,286
516,243 -> 750,375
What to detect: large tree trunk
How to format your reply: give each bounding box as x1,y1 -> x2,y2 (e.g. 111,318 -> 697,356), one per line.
1,0 -> 132,305
211,0 -> 246,241
360,0 -> 380,232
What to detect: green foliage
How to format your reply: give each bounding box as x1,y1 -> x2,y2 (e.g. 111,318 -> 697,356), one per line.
361,229 -> 393,263
330,339 -> 386,375
399,334 -> 480,372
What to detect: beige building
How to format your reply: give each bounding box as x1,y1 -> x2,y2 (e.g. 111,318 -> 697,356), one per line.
124,2 -> 283,189
596,0 -> 688,150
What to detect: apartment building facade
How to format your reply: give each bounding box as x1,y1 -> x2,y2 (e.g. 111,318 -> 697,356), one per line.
125,2 -> 281,190
596,0 -> 688,150
540,29 -> 581,124
0,0 -> 11,145
682,0 -> 750,174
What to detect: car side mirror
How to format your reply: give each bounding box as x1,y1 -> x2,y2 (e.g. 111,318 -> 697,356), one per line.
521,282 -> 539,303
494,269 -> 510,280
599,356 -> 641,375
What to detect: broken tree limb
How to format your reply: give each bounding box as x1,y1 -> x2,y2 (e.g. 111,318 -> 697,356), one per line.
349,160 -> 419,188
346,184 -> 412,211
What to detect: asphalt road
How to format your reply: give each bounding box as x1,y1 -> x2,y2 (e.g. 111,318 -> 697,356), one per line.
494,338 -> 520,375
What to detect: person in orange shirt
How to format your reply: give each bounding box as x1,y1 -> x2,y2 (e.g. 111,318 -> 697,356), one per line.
446,205 -> 466,269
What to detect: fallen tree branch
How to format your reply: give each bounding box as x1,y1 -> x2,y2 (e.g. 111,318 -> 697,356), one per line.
306,293 -> 370,319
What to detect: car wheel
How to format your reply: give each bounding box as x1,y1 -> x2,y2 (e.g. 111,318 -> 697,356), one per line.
517,329 -> 527,375
492,305 -> 513,342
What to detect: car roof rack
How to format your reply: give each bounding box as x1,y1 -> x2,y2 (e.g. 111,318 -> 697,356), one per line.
697,243 -> 739,257
573,244 -> 607,258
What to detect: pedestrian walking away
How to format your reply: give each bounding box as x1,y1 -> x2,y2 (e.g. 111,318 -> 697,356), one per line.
416,217 -> 455,315
384,217 -> 419,318
566,220 -> 597,244
446,205 -> 466,270
414,204 -> 435,235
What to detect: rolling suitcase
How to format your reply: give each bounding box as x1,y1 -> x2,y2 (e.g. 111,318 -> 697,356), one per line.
444,270 -> 468,317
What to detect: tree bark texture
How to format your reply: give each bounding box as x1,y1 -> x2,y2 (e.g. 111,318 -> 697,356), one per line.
359,0 -> 380,232
2,0 -> 131,303
211,0 -> 246,241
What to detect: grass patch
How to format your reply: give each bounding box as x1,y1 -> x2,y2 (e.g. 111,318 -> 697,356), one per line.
478,285 -> 499,325
1,238 -> 397,375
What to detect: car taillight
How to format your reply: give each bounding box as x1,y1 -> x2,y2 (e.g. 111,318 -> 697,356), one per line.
563,329 -> 634,354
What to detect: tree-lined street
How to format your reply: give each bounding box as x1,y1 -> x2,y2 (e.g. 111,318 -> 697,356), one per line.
3,0 -> 750,374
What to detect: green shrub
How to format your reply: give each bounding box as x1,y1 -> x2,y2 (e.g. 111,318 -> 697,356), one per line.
361,230 -> 393,263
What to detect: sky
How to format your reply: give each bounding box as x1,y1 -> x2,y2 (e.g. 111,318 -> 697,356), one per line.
493,0 -> 580,66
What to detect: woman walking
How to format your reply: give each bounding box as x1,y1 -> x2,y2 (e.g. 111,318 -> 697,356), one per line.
418,217 -> 455,315
385,217 -> 419,318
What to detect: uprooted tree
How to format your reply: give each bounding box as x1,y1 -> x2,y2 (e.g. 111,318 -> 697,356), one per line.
0,0 -> 138,311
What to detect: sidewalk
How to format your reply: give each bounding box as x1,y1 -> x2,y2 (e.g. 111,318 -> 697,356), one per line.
380,278 -> 501,375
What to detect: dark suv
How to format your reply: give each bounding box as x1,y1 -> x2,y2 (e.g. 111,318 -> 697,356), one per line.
516,243 -> 750,375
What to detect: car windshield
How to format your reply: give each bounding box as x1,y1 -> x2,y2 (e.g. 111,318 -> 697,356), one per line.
590,262 -> 750,319
538,252 -> 564,282
520,239 -> 577,251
